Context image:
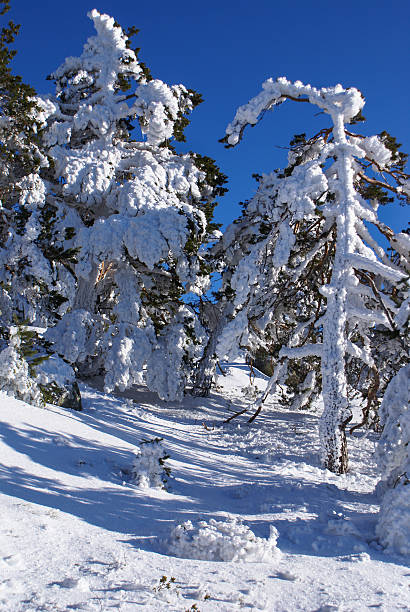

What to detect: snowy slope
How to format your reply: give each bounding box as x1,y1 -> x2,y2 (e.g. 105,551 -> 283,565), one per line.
0,364 -> 409,611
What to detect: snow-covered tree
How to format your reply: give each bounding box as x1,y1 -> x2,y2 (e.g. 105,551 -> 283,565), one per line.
0,2 -> 76,405
42,10 -> 226,401
0,0 -> 45,323
0,1 -> 46,212
219,77 -> 409,473
348,229 -> 410,432
375,363 -> 410,556
211,136 -> 326,407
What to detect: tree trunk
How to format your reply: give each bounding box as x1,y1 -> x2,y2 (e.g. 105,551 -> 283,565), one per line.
319,112 -> 354,474
191,305 -> 232,397
191,322 -> 223,397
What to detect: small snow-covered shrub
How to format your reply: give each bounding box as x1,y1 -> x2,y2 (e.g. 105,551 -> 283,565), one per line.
165,516 -> 280,562
375,364 -> 410,556
131,438 -> 171,489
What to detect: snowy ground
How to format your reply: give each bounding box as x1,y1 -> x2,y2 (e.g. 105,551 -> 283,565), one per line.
0,364 -> 409,611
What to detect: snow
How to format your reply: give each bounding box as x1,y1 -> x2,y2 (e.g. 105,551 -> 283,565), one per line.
131,437 -> 171,489
0,363 -> 408,611
358,136 -> 392,169
0,329 -> 42,406
35,354 -> 76,389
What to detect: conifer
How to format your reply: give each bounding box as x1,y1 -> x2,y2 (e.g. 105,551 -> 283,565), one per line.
219,77 -> 409,472
42,11 -> 226,401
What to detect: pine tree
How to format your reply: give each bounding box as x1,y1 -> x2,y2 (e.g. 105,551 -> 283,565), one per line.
0,0 -> 47,322
0,43 -> 77,335
0,1 -> 65,405
0,1 -> 46,208
192,160 -> 322,397
42,10 -> 226,401
220,77 -> 409,473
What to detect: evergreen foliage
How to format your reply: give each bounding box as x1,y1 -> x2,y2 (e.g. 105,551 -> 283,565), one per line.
0,0 -> 44,208
0,323 -> 43,405
0,1 -> 72,405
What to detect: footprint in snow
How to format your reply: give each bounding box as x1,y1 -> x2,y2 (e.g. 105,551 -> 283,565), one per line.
106,580 -> 147,592
273,570 -> 298,581
0,579 -> 25,593
0,554 -> 23,568
49,577 -> 89,591
339,552 -> 371,563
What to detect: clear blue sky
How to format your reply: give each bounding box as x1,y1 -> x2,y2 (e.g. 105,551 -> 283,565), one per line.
8,0 -> 410,232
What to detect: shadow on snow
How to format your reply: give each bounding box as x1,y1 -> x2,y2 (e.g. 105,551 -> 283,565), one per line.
0,379 -> 400,566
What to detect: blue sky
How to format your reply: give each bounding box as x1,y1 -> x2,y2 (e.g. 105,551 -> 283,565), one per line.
8,0 -> 410,232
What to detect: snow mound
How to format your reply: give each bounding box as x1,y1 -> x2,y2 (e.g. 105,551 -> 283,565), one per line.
165,516 -> 280,562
